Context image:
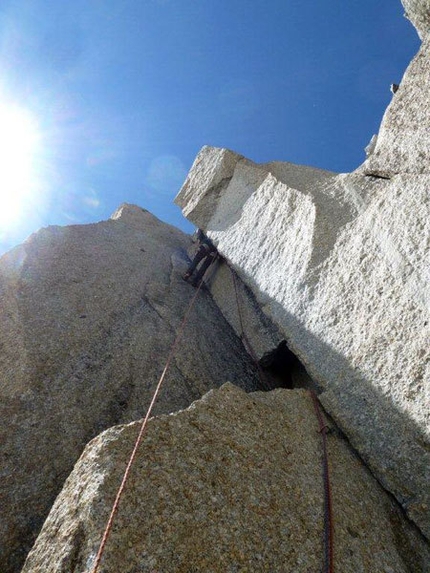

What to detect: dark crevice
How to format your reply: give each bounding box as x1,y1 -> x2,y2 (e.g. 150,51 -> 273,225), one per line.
364,172 -> 392,180
258,340 -> 316,391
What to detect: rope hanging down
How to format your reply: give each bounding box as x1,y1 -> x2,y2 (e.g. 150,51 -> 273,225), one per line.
231,265 -> 334,571
90,255 -> 334,573
90,261 -> 215,573
310,390 -> 334,573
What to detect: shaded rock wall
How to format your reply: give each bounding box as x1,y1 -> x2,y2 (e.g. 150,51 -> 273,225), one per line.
204,258 -> 317,391
22,384 -> 430,573
0,205 -> 260,573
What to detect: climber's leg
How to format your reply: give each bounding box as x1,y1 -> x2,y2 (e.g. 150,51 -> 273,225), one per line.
183,246 -> 207,281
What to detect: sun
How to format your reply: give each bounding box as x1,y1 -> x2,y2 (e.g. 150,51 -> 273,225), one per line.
0,103 -> 40,231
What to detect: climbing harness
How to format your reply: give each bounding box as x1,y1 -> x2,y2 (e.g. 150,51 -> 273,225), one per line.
90,259 -> 216,573
310,390 -> 334,573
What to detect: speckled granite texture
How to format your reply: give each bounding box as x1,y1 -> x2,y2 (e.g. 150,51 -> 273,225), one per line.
0,205 -> 260,573
22,384 -> 430,573
175,143 -> 430,538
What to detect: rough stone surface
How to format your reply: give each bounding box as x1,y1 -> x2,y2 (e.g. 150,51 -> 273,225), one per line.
203,257 -> 317,392
402,0 -> 430,39
185,234 -> 303,380
175,147 -> 430,538
0,205 -> 260,573
22,384 -> 430,573
361,35 -> 430,177
198,253 -> 281,358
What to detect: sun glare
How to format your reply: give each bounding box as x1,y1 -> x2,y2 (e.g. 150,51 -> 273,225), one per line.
0,103 -> 40,232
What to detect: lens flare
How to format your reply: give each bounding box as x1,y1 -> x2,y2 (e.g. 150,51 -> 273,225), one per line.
0,103 -> 41,232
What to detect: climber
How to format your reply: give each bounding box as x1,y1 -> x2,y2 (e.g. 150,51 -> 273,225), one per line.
183,229 -> 218,287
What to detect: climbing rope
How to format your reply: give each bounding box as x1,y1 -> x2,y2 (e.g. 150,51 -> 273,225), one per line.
230,268 -> 272,391
90,254 -> 334,573
310,390 -> 334,573
231,264 -> 334,571
90,260 -> 215,573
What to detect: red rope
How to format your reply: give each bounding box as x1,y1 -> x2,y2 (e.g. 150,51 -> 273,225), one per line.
90,268 -> 210,573
310,391 -> 334,573
231,266 -> 333,570
90,256 -> 334,573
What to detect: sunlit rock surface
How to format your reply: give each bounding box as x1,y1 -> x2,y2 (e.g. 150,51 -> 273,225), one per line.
175,149 -> 430,536
0,205 -> 260,573
402,0 -> 430,39
175,6 -> 430,533
362,35 -> 430,176
5,1 -> 430,569
22,384 -> 430,573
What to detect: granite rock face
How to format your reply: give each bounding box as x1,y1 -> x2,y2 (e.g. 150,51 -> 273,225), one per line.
22,384 -> 430,573
362,34 -> 430,177
402,0 -> 430,39
174,10 -> 430,532
6,2 -> 430,569
0,205 -> 260,573
175,146 -> 430,538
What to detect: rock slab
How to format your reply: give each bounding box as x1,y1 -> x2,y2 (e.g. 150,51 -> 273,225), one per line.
22,384 -> 430,573
0,205 -> 260,572
362,34 -> 430,177
174,11 -> 430,533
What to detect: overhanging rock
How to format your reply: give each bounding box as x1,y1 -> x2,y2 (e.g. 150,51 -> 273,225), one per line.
175,147 -> 430,538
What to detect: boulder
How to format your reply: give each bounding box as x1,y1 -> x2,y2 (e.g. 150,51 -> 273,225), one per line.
0,205 -> 260,572
175,146 -> 430,539
22,384 -> 430,573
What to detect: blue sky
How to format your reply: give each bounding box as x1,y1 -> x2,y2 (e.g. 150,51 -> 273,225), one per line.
0,0 -> 420,255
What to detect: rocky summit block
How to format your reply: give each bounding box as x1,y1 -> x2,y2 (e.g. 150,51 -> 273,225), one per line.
22,384 -> 430,573
0,205 -> 260,573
